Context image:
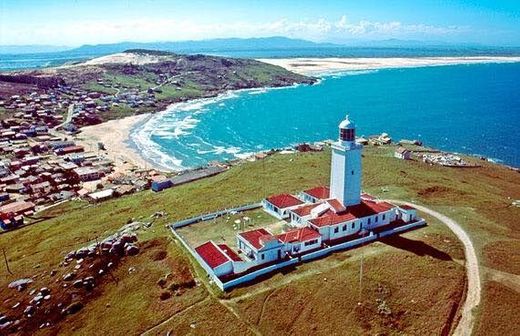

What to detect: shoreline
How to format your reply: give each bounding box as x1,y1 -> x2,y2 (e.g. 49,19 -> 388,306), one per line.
75,114 -> 158,173
74,57 -> 520,172
257,56 -> 520,75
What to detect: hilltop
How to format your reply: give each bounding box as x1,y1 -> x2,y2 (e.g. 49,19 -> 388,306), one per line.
0,49 -> 316,122
0,145 -> 518,335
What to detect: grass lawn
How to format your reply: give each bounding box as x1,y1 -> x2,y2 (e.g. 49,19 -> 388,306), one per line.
177,208 -> 284,250
0,145 -> 518,335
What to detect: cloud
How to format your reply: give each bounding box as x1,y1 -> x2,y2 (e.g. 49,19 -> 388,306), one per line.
0,16 -> 469,45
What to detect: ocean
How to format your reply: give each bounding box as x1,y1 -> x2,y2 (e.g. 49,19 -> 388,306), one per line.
129,62 -> 520,170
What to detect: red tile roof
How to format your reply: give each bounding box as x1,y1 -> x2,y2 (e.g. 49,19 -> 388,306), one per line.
276,227 -> 321,244
290,203 -> 323,217
310,199 -> 395,227
265,193 -> 303,209
195,241 -> 230,269
303,186 -> 330,199
217,244 -> 242,262
326,199 -> 346,213
399,204 -> 416,210
238,228 -> 278,250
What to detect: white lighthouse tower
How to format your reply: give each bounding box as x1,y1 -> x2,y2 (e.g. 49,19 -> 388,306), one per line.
330,115 -> 362,206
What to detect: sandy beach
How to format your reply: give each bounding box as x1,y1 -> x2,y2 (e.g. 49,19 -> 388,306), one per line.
75,114 -> 153,173
257,56 -> 520,75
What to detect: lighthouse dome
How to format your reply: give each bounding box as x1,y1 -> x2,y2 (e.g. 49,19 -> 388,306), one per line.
339,115 -> 355,129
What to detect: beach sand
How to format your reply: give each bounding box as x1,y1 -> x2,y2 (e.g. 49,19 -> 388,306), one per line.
257,56 -> 520,76
75,114 -> 153,173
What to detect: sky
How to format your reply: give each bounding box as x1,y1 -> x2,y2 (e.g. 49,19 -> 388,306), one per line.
0,0 -> 519,46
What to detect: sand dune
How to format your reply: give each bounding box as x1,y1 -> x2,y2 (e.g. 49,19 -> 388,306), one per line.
258,56 -> 520,75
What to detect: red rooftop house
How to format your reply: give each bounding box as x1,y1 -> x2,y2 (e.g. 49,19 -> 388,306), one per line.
275,227 -> 322,256
262,193 -> 304,219
300,186 -> 330,203
237,228 -> 284,264
195,241 -> 235,277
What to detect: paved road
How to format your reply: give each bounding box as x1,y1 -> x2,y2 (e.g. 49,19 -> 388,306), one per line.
387,200 -> 481,336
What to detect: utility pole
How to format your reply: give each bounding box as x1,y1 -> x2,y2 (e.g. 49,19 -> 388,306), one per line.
3,247 -> 13,275
358,229 -> 368,305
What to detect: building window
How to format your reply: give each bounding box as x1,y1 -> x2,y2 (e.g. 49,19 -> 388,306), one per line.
382,214 -> 386,220
375,216 -> 378,223
351,170 -> 354,175
343,224 -> 347,231
334,227 -> 339,233
261,254 -> 265,260
368,218 -> 371,225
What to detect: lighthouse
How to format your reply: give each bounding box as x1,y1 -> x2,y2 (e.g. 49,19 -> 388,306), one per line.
330,115 -> 362,206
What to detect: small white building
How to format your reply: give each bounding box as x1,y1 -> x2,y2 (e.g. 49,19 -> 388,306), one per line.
262,193 -> 303,219
300,186 -> 330,203
276,227 -> 322,255
237,228 -> 284,264
395,147 -> 412,160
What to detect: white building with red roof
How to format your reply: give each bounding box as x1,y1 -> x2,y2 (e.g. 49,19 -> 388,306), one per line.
189,116 -> 424,289
195,241 -> 235,277
262,193 -> 304,219
275,227 -> 322,255
236,228 -> 284,264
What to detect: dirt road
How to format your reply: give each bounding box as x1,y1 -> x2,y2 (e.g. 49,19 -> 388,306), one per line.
387,200 -> 481,336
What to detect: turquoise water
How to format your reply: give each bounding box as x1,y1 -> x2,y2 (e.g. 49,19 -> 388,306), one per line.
133,62 -> 520,169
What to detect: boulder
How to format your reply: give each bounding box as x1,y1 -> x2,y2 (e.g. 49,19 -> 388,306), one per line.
8,278 -> 33,291
63,302 -> 83,315
40,287 -> 50,296
23,305 -> 34,316
72,280 -> 83,288
125,244 -> 139,256
62,272 -> 76,281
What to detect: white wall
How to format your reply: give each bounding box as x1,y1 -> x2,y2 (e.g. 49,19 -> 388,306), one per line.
213,261 -> 233,277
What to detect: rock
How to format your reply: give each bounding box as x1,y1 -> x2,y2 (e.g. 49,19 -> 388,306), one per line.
0,315 -> 9,324
31,295 -> 43,305
12,302 -> 20,309
159,291 -> 171,301
75,248 -> 89,259
98,269 -> 104,275
0,321 -> 12,330
50,270 -> 57,277
157,278 -> 167,288
29,289 -> 36,296
76,258 -> 84,264
128,267 -> 136,274
44,295 -> 51,301
125,244 -> 139,256
74,265 -> 81,270
72,280 -> 83,288
40,287 -> 50,295
63,302 -> 83,315
8,278 -> 33,291
63,272 -> 76,281
23,305 -> 34,316
107,262 -> 114,268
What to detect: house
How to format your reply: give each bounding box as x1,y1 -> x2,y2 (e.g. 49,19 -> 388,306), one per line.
73,167 -> 102,181
87,189 -> 114,202
300,186 -> 330,203
0,201 -> 35,217
195,241 -> 235,277
237,228 -> 284,264
397,205 -> 418,222
276,227 -> 322,256
394,147 -> 412,160
262,193 -> 304,219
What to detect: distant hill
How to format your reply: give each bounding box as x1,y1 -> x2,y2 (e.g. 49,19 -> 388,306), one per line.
0,45 -> 71,54
69,37 -> 339,55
